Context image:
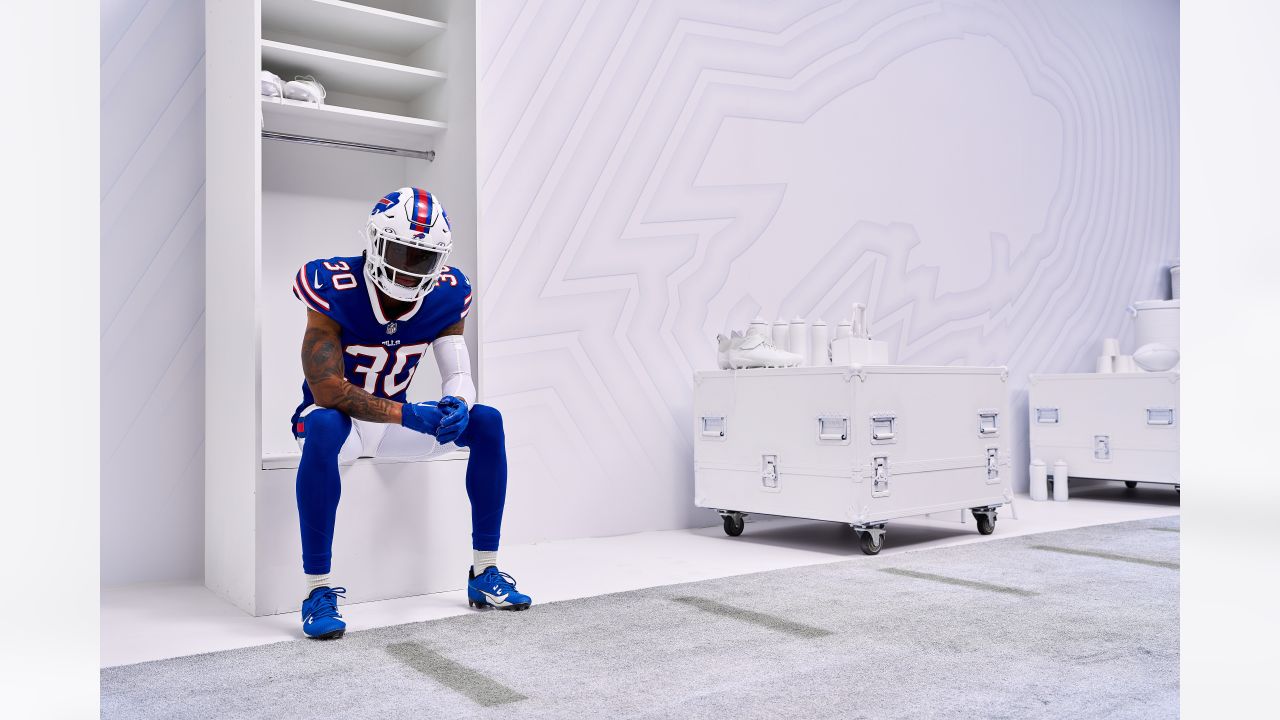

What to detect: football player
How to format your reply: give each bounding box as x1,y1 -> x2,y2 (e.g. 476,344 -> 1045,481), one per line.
290,187 -> 531,639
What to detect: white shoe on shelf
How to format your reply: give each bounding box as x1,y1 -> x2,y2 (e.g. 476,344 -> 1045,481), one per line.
283,75 -> 327,106
727,326 -> 801,369
715,331 -> 742,369
260,70 -> 284,100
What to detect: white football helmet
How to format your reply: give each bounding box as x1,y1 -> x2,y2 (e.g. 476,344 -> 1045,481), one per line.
364,187 -> 452,302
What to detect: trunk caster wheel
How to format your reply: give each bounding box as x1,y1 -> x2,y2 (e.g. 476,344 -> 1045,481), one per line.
971,508 -> 997,535
1125,481 -> 1138,489
853,525 -> 885,555
722,513 -> 745,537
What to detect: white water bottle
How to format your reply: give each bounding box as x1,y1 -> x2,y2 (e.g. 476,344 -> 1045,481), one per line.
748,317 -> 769,337
789,317 -> 809,366
1052,460 -> 1069,501
1029,460 -> 1048,501
771,320 -> 790,351
851,303 -> 868,338
810,320 -> 830,366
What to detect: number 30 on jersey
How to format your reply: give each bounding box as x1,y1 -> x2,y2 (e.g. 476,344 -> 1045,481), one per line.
345,343 -> 429,396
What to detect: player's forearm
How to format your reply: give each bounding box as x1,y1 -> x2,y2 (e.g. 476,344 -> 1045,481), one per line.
313,380 -> 403,424
301,321 -> 402,424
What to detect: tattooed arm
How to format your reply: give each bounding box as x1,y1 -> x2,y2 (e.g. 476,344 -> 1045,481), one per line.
301,308 -> 403,424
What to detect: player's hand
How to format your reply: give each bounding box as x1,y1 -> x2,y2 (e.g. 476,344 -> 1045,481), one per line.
435,396 -> 469,444
400,401 -> 443,435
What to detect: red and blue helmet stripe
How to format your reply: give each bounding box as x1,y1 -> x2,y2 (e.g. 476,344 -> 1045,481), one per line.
408,187 -> 433,234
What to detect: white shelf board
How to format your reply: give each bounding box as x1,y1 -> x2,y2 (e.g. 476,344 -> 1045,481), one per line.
261,39 -> 445,102
262,0 -> 446,56
260,98 -> 445,152
262,448 -> 469,470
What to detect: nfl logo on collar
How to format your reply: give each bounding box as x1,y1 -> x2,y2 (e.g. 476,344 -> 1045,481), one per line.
386,322 -> 398,335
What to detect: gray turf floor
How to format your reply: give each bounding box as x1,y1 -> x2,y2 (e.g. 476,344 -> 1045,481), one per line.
102,516 -> 1180,719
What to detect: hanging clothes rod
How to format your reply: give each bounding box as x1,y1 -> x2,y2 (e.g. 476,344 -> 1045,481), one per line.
262,131 -> 436,161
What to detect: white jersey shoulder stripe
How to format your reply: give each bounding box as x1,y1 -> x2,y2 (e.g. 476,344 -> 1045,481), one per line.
297,265 -> 331,310
293,275 -> 327,314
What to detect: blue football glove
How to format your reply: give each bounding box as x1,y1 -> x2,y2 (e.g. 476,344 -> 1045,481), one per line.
435,396 -> 469,445
400,401 -> 443,435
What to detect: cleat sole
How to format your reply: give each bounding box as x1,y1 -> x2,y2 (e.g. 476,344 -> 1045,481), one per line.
307,628 -> 345,640
468,598 -> 532,611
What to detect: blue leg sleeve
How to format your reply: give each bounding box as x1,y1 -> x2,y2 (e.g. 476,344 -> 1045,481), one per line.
454,404 -> 507,552
295,409 -> 352,575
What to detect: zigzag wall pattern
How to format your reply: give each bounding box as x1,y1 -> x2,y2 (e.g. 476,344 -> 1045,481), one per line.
478,0 -> 1179,543
99,0 -> 1178,583
101,0 -> 206,585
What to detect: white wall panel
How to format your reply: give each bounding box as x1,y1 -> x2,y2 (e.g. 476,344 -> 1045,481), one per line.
101,0 -> 206,585
478,0 -> 1179,542
101,0 -> 1178,584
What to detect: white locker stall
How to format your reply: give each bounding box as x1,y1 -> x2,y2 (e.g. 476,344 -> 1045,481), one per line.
694,365 -> 1014,554
207,0 -> 480,615
1028,372 -> 1180,492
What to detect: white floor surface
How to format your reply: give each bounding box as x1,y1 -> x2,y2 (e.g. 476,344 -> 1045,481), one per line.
102,484 -> 1179,668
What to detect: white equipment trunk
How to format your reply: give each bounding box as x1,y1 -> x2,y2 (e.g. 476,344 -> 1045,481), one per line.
1028,372 -> 1180,490
693,365 -> 1013,553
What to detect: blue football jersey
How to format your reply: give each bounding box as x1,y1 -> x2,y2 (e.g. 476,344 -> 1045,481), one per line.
289,253 -> 472,430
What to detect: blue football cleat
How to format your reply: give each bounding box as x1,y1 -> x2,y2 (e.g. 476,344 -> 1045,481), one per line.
301,586 -> 348,639
468,566 -> 532,611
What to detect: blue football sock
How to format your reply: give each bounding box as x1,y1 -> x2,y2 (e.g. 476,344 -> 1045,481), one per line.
454,404 -> 507,553
295,409 -> 351,576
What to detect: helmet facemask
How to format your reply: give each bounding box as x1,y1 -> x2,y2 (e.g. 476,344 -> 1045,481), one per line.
364,223 -> 449,302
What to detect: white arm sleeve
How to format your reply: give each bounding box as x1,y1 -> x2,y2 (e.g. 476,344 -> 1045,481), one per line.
432,334 -> 476,407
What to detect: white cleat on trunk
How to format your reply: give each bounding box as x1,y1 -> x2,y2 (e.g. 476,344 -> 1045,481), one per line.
715,331 -> 743,369
727,326 -> 802,368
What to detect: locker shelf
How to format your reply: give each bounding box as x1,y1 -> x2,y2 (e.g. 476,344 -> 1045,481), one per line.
261,449 -> 468,470
261,39 -> 445,101
262,0 -> 446,56
260,97 -> 445,152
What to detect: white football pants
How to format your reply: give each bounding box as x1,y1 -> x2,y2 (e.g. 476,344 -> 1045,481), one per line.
295,404 -> 457,463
